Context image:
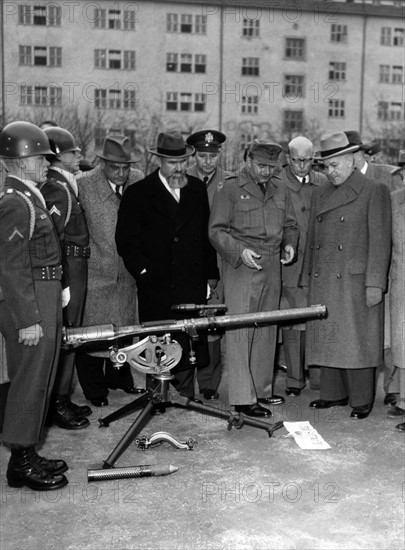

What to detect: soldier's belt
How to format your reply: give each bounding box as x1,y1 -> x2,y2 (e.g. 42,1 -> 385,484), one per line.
32,265 -> 63,281
64,244 -> 90,258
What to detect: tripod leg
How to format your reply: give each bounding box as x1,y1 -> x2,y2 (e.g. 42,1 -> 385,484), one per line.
103,398 -> 155,468
98,392 -> 151,427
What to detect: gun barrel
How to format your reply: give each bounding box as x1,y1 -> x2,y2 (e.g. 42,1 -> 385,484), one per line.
63,305 -> 326,346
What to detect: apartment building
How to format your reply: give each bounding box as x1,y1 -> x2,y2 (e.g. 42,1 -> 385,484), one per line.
0,0 -> 403,160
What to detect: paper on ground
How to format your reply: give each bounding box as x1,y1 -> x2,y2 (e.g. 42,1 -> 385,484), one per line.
283,421 -> 331,450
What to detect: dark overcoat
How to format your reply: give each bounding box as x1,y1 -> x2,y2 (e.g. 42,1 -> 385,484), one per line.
300,169 -> 391,369
77,166 -> 143,331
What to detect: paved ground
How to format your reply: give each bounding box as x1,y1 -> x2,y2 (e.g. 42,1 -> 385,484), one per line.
1,363 -> 404,550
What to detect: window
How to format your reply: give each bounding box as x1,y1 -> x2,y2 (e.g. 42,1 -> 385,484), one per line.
379,65 -> 391,83
167,14 -> 206,34
109,9 -> 121,29
241,96 -> 259,115
180,92 -> 192,111
94,8 -> 106,28
284,75 -> 304,99
194,55 -> 206,73
94,50 -> 136,70
284,111 -> 304,132
392,66 -> 403,84
167,53 -> 178,72
242,57 -> 259,76
18,46 -> 62,67
109,89 -> 121,109
181,14 -> 192,33
95,127 -> 107,147
166,92 -> 178,110
123,9 -> 137,31
180,54 -> 192,72
20,84 -> 62,106
167,14 -> 178,32
243,18 -> 260,38
331,24 -> 347,43
194,93 -> 206,112
329,62 -> 346,81
377,101 -> 388,120
95,89 -> 107,109
328,99 -> 345,118
240,132 -> 259,152
285,38 -> 305,60
124,89 -> 137,110
195,15 -> 207,34
381,27 -> 392,45
18,4 -> 61,26
381,102 -> 403,121
393,28 -> 404,46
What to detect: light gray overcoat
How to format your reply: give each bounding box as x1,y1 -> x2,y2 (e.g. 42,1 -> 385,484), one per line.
390,187 -> 405,368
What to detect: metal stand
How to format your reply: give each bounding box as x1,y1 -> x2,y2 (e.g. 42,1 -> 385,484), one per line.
99,373 -> 284,469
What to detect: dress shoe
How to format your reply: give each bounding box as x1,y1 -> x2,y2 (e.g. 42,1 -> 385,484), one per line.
235,403 -> 272,417
7,448 -> 68,491
387,406 -> 405,418
258,395 -> 285,406
395,422 -> 405,432
200,388 -> 219,400
53,398 -> 90,430
350,404 -> 372,419
310,398 -> 349,409
108,385 -> 146,395
90,397 -> 109,407
285,387 -> 301,397
384,393 -> 398,406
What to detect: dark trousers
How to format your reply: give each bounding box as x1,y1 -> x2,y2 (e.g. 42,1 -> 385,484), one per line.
197,338 -> 222,392
320,366 -> 376,408
76,354 -> 134,400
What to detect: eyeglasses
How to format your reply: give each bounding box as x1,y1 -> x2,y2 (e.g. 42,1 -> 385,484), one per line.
290,158 -> 313,164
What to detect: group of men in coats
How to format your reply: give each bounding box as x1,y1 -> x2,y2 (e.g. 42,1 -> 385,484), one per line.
0,118 -> 403,492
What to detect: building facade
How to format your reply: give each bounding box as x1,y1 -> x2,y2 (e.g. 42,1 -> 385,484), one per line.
0,0 -> 403,165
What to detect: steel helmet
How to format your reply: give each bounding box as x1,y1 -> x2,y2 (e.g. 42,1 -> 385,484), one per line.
0,121 -> 54,159
44,127 -> 81,155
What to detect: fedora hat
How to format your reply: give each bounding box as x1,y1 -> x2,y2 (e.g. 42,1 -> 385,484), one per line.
315,132 -> 359,160
96,135 -> 141,164
391,149 -> 405,175
149,131 -> 194,158
344,130 -> 381,156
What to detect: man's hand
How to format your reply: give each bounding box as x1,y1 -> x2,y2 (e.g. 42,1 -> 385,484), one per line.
241,248 -> 262,270
366,286 -> 382,307
207,279 -> 219,299
281,245 -> 295,265
62,286 -> 71,308
18,324 -> 43,346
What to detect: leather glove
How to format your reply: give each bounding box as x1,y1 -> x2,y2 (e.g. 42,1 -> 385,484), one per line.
366,286 -> 382,307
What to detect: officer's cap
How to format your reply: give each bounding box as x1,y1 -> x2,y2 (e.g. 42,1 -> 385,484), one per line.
245,140 -> 283,165
186,130 -> 226,153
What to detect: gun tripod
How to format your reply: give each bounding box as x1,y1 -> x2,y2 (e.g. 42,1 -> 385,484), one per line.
99,370 -> 284,468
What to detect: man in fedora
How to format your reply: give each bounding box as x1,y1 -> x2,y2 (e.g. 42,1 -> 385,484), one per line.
186,129 -> 230,401
115,131 -> 219,399
300,131 -> 392,419
209,140 -> 299,417
76,135 -> 145,406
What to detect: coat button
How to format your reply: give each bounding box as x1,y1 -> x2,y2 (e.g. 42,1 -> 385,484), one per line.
340,216 -> 345,222
316,245 -> 320,250
317,216 -> 322,222
301,206 -> 306,212
336,273 -> 341,279
173,237 -> 179,242
314,272 -> 319,278
338,245 -> 343,251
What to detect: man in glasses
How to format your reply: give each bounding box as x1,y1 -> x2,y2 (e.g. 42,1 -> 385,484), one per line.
279,136 -> 328,397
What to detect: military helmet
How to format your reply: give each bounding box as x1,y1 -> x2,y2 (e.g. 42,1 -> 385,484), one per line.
44,127 -> 81,155
0,121 -> 53,158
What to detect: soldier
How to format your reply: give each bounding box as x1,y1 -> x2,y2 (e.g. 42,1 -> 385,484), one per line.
279,136 -> 328,396
186,129 -> 228,400
209,140 -> 299,417
0,121 -> 68,490
40,126 -> 92,429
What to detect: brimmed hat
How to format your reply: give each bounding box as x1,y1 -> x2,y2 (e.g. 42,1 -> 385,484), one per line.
315,132 -> 359,160
186,130 -> 226,152
96,135 -> 141,164
344,130 -> 381,156
244,139 -> 283,165
391,149 -> 405,175
149,132 -> 194,158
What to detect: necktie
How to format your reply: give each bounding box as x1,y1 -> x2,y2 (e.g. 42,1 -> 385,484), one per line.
203,176 -> 209,186
257,182 -> 266,195
302,176 -> 307,185
115,185 -> 122,199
